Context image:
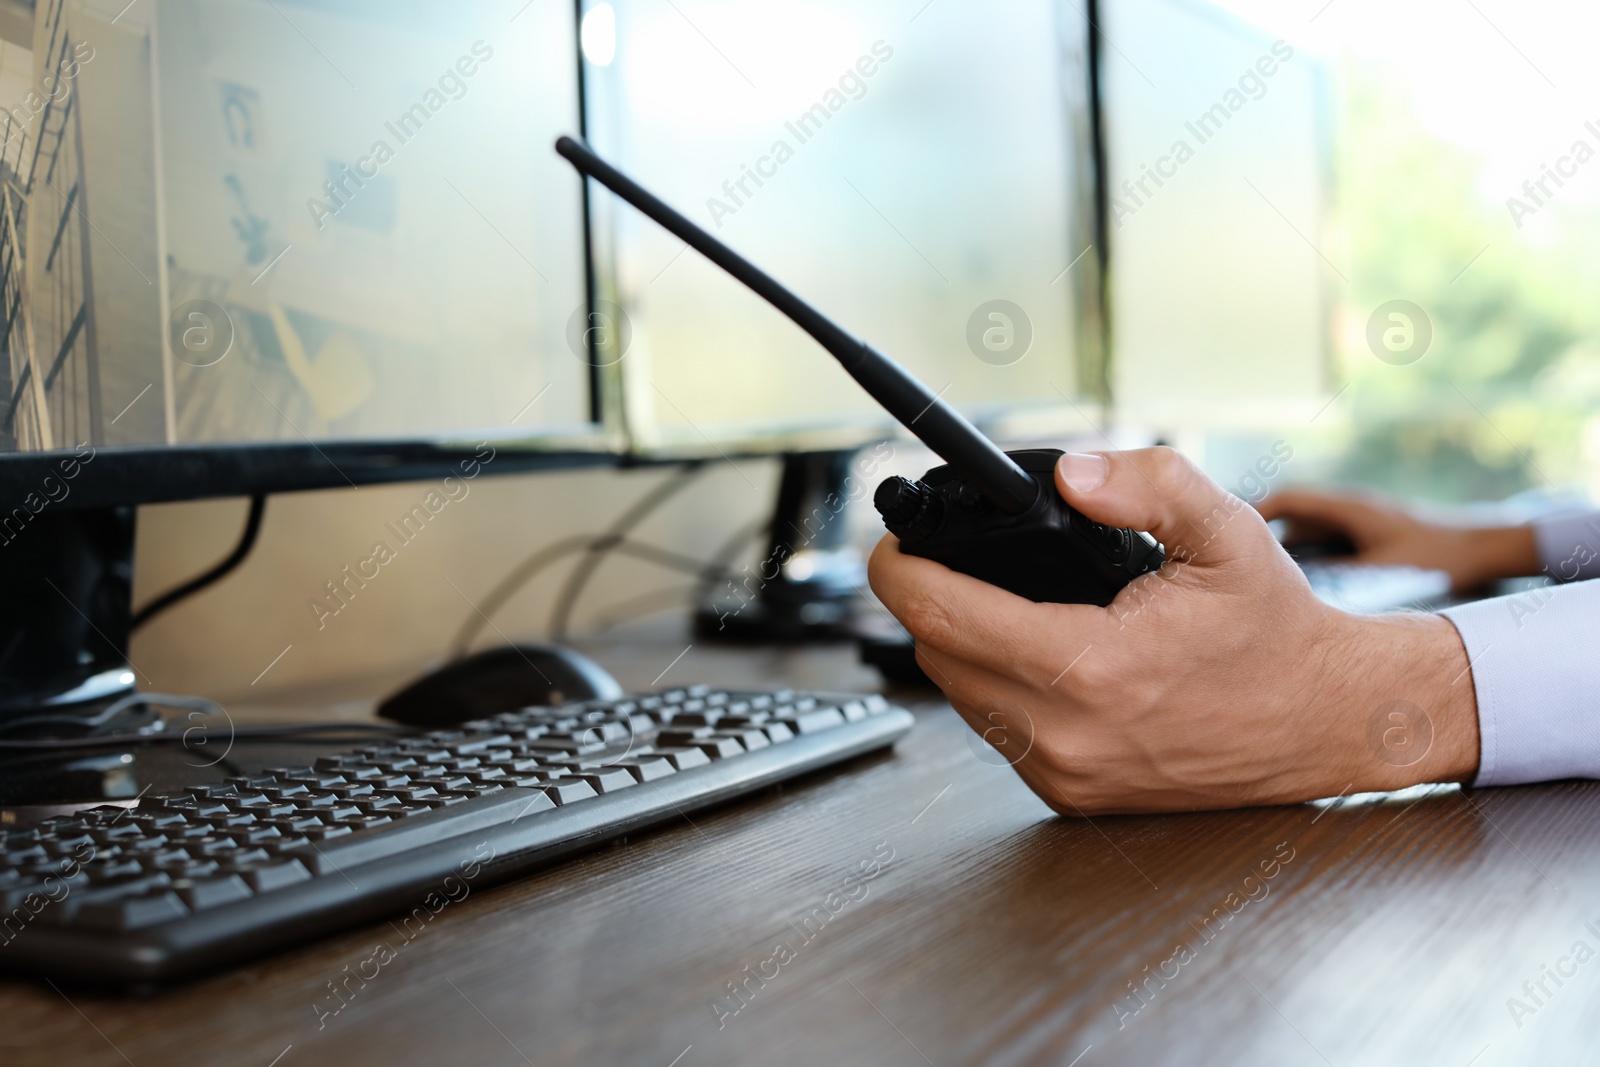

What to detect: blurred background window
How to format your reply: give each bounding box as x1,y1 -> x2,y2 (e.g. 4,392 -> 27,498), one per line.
1119,0 -> 1600,511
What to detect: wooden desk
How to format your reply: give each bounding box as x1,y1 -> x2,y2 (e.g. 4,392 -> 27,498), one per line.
4,634 -> 1597,1066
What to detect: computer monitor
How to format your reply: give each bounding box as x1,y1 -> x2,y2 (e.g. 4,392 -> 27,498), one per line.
0,0 -> 1110,707
581,0 -> 1106,456
0,0 -> 612,712
1099,0 -> 1332,434
577,0 -> 1106,634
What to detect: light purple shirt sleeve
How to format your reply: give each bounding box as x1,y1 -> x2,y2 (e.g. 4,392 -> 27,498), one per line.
1438,510 -> 1600,787
1534,511 -> 1600,582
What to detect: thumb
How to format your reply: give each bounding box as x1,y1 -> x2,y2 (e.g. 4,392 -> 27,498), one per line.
1055,447 -> 1263,565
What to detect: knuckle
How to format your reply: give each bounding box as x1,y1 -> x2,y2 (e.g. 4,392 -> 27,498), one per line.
1059,646 -> 1113,696
1144,445 -> 1196,488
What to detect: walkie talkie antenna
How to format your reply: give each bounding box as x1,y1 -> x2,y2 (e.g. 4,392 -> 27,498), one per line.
555,136 -> 1039,516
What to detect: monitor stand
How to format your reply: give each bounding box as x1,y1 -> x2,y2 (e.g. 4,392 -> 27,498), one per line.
0,506 -> 138,722
693,450 -> 867,643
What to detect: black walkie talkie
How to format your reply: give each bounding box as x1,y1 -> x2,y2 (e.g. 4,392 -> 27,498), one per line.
555,136 -> 1162,606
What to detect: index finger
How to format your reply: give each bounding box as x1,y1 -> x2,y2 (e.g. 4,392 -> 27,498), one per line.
1255,488 -> 1365,525
867,534 -> 1104,685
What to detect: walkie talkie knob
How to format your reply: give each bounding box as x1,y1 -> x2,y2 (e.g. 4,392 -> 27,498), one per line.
875,477 -> 943,545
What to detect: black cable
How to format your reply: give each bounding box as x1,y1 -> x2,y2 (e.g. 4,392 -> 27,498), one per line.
588,584 -> 702,633
0,691 -> 216,736
130,495 -> 267,631
548,463 -> 706,639
693,515 -> 769,600
447,532 -> 719,658
450,463 -> 729,652
448,534 -> 596,658
0,722 -> 412,751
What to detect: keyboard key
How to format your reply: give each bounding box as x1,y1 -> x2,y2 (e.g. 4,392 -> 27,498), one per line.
261,834 -> 309,855
412,776 -> 473,793
226,848 -> 273,867
762,722 -> 795,743
536,778 -> 599,805
124,834 -> 172,852
693,736 -> 745,760
718,728 -> 770,752
303,825 -> 354,842
451,785 -> 507,799
75,891 -> 189,932
144,847 -> 193,868
453,733 -> 514,754
656,747 -> 712,771
573,767 -> 637,793
237,859 -> 312,892
84,859 -> 144,882
1,878 -> 80,912
789,708 -> 846,734
174,875 -> 252,911
285,773 -> 348,789
657,727 -> 712,747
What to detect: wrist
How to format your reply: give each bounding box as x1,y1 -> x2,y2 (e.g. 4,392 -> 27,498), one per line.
1452,524 -> 1539,589
1325,611 -> 1480,792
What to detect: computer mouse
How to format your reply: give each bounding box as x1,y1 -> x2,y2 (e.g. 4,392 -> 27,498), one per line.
376,644 -> 625,729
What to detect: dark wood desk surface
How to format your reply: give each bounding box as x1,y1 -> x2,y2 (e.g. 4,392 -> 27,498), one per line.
5,633 -> 1598,1066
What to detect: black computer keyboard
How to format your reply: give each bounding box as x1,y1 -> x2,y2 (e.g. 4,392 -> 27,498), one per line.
0,686 -> 913,986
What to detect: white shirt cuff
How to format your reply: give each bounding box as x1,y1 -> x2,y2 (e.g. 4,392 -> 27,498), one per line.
1440,580 -> 1600,786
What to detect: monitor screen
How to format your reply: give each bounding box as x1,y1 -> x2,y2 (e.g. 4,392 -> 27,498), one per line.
583,0 -> 1100,455
2,0 -> 592,462
1100,0 -> 1331,430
